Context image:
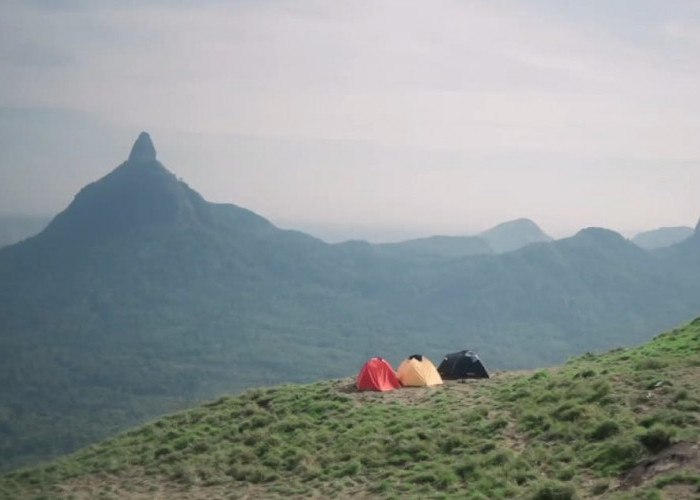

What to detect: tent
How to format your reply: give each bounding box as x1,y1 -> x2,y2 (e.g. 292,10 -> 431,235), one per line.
437,350 -> 490,379
396,354 -> 443,387
356,357 -> 401,391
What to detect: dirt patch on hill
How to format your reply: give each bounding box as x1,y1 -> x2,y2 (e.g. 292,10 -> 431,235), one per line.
331,371 -> 519,406
618,442 -> 700,497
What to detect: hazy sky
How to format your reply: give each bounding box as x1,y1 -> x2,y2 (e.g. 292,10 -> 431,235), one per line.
2,0 -> 700,242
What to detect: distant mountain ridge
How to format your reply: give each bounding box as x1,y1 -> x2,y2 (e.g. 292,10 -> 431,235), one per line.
632,226 -> 694,250
2,133 -> 700,472
478,217 -> 553,253
374,218 -> 552,259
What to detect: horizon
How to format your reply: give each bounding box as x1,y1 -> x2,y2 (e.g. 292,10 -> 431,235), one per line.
3,1 -> 700,242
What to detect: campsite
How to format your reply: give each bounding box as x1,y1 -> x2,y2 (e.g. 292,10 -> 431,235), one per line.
356,351 -> 489,391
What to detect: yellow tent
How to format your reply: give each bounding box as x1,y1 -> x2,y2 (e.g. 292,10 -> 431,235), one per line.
396,355 -> 443,387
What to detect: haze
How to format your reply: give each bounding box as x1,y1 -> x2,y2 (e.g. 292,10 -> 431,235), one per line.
2,0 -> 700,242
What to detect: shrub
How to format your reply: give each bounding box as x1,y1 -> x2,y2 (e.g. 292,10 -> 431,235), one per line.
530,480 -> 576,500
410,472 -> 437,484
551,403 -> 585,422
153,446 -> 172,459
589,420 -> 620,441
370,480 -> 394,494
340,460 -> 361,477
485,449 -> 515,466
675,400 -> 700,412
589,480 -> 609,495
454,457 -> 480,479
520,412 -> 551,433
588,437 -> 644,474
638,426 -> 674,453
655,471 -> 700,488
673,389 -> 689,402
640,409 -> 696,428
586,380 -> 612,402
435,468 -> 458,489
555,468 -> 575,481
530,371 -> 550,380
635,359 -> 668,371
537,392 -> 560,404
440,435 -> 466,453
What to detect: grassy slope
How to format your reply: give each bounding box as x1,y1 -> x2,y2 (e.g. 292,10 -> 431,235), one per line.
2,318 -> 700,500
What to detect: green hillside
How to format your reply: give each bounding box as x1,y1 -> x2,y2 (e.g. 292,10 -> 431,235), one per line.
3,318 -> 700,499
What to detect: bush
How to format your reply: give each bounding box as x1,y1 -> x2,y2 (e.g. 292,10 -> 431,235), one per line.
485,449 -> 515,466
153,446 -> 172,459
410,472 -> 437,484
435,468 -> 458,489
551,403 -> 585,422
588,437 -> 644,474
454,457 -> 479,479
586,380 -> 612,402
589,480 -> 609,495
340,460 -> 361,477
638,426 -> 674,453
655,471 -> 700,488
639,410 -> 696,428
635,359 -> 668,371
589,420 -> 620,440
520,412 -> 551,433
530,480 -> 577,500
530,371 -> 550,380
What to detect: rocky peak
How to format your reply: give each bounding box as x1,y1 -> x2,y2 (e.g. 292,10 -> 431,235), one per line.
128,132 -> 157,163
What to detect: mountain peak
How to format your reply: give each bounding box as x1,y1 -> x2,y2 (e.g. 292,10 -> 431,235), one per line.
574,227 -> 623,239
632,226 -> 694,250
128,132 -> 157,163
478,218 -> 552,253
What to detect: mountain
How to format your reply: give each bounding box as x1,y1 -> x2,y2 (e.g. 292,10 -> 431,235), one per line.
632,226 -> 694,250
0,214 -> 49,248
0,132 -> 385,471
3,318 -> 700,499
3,133 -> 700,473
374,234 -> 492,259
375,219 -> 552,259
477,218 -> 553,253
373,218 -> 552,259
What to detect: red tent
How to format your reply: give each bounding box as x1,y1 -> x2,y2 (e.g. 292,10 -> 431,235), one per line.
356,357 -> 401,391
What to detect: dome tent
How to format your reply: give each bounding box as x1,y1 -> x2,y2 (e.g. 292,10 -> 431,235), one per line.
356,357 -> 401,391
437,350 -> 490,379
396,354 -> 443,387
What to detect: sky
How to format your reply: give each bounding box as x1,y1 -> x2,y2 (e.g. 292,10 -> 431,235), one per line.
2,0 -> 700,242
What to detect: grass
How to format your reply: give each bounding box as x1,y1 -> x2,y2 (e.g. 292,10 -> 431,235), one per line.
2,317 -> 700,499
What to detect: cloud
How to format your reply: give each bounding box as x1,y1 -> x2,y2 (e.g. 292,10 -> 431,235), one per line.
2,0 -> 700,239
2,42 -> 77,69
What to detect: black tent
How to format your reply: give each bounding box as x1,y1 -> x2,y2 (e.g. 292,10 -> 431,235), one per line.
437,350 -> 489,379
